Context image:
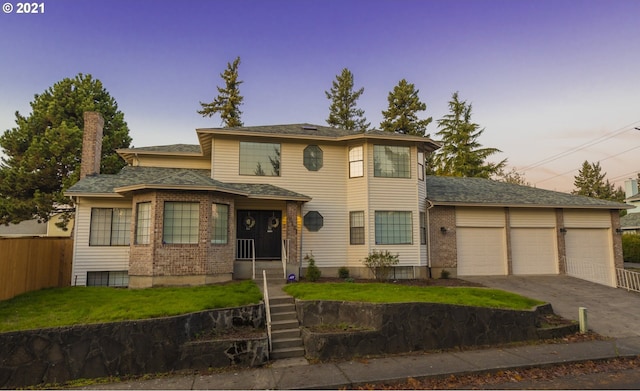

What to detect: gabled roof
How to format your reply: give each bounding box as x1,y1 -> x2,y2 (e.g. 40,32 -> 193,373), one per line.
65,166 -> 311,202
116,144 -> 203,164
426,176 -> 630,210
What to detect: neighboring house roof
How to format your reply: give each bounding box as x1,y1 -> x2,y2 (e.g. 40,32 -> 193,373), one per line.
627,193 -> 640,202
65,166 -> 312,202
621,213 -> 640,229
426,176 -> 630,209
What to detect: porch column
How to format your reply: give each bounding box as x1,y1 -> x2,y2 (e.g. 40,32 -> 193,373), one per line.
286,201 -> 301,271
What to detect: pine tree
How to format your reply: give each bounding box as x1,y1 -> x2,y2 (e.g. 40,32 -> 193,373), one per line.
432,92 -> 505,178
198,56 -> 244,127
573,161 -> 625,202
380,79 -> 432,136
325,68 -> 370,132
0,73 -> 131,225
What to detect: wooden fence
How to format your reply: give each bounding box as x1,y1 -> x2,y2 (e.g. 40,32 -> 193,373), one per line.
0,237 -> 73,301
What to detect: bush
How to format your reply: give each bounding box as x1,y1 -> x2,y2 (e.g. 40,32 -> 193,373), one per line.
362,250 -> 399,281
338,267 -> 350,279
304,252 -> 322,282
440,269 -> 451,279
622,233 -> 640,262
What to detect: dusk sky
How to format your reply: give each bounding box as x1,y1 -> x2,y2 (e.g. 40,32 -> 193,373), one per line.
1,0 -> 639,192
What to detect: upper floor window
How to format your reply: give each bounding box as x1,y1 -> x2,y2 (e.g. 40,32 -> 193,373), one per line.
240,141 -> 281,176
418,151 -> 425,181
89,208 -> 131,246
374,145 -> 410,178
163,202 -> 199,244
211,203 -> 229,244
349,146 -> 363,178
135,202 -> 151,245
304,145 -> 323,171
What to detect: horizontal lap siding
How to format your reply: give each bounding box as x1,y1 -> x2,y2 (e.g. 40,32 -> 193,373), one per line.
563,209 -> 612,228
72,199 -> 131,286
135,155 -> 210,169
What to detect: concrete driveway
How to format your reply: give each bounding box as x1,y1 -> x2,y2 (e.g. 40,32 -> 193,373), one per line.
463,275 -> 640,338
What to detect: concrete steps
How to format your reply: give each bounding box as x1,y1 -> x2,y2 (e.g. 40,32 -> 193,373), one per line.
268,294 -> 305,360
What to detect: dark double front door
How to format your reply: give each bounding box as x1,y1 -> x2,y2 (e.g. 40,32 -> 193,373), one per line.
237,210 -> 282,259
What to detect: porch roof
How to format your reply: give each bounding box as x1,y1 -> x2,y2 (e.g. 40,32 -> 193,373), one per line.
426,175 -> 631,210
65,166 -> 312,202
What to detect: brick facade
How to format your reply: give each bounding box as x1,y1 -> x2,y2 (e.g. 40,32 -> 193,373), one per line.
428,206 -> 457,275
128,190 -> 236,288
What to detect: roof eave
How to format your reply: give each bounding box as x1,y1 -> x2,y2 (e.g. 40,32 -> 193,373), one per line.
64,191 -> 126,198
428,200 -> 631,210
114,184 -> 249,196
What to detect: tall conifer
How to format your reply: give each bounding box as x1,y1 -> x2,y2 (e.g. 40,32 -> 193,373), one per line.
198,56 -> 244,127
325,68 -> 369,132
380,79 -> 431,136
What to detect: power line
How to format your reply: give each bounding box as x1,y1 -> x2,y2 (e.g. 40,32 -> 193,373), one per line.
519,120 -> 640,172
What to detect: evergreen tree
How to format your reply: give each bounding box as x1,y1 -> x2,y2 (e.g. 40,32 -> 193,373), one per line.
0,73 -> 131,225
325,68 -> 369,131
496,167 -> 531,186
198,56 -> 244,127
573,161 -> 625,202
380,79 -> 432,136
432,92 -> 506,178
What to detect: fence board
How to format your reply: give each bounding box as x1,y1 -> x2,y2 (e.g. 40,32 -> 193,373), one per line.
0,237 -> 73,301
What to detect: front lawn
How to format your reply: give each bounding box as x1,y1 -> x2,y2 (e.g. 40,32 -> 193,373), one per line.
283,282 -> 543,310
0,280 -> 262,333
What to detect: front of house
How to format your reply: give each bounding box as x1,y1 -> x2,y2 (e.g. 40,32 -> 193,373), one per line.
66,113 -> 628,288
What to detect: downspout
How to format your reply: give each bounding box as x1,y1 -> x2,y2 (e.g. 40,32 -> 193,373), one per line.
71,196 -> 80,286
426,198 -> 434,279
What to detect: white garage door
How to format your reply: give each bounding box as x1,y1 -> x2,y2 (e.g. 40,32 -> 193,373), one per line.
456,208 -> 507,276
565,228 -> 614,286
509,209 -> 558,275
510,228 -> 558,274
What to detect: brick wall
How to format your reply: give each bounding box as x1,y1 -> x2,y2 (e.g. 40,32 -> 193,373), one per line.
428,206 -> 457,270
80,112 -> 104,179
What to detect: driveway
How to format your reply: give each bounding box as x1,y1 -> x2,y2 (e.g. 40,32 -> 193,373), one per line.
463,275 -> 640,338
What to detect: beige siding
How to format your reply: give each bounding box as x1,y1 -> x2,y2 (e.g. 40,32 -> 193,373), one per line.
133,155 -> 210,169
71,198 -> 131,286
563,209 -> 612,228
457,207 -> 505,227
509,209 -> 556,227
346,144 -> 370,266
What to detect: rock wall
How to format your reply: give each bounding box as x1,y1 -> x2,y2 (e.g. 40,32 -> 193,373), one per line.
297,301 -> 555,360
0,304 -> 267,389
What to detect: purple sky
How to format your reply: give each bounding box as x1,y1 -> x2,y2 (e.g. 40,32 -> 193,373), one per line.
1,0 -> 639,192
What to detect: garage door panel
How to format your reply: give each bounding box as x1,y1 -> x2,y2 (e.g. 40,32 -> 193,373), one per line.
457,227 -> 507,276
565,228 -> 614,286
511,228 -> 558,275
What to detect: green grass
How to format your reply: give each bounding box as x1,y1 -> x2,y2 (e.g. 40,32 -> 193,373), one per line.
283,282 -> 543,310
0,280 -> 262,333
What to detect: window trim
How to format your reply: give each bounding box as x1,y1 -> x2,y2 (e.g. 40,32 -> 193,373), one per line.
89,207 -> 131,246
420,211 -> 427,245
303,145 -> 323,171
349,145 -> 364,178
349,211 -> 365,245
373,145 -> 411,178
239,141 -> 281,177
418,151 -> 425,181
211,203 -> 229,245
163,201 -> 200,245
135,202 -> 151,245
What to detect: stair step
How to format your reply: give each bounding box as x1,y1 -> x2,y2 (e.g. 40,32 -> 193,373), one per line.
272,337 -> 304,350
271,311 -> 297,322
270,303 -> 295,314
271,328 -> 301,339
271,346 -> 306,360
270,296 -> 295,306
271,319 -> 299,331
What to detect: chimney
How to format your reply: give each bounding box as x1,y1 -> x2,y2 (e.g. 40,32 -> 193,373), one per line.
625,178 -> 638,199
80,111 -> 104,179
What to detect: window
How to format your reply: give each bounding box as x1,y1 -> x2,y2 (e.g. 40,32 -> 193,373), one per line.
420,212 -> 427,245
350,211 -> 365,245
418,151 -> 425,181
211,203 -> 229,244
374,145 -> 410,178
240,141 -> 281,176
89,208 -> 131,246
135,202 -> 151,245
349,146 -> 363,178
304,211 -> 324,231
303,145 -> 323,171
375,211 -> 412,245
87,271 -> 128,287
163,202 -> 199,244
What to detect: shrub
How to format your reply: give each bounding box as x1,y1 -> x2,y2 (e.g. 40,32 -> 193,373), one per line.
338,267 -> 350,279
440,269 -> 451,279
362,250 -> 399,281
622,233 -> 640,262
304,252 -> 322,282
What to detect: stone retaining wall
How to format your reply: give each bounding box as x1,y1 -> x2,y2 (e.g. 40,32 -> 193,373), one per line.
297,300 -> 556,360
0,304 -> 267,389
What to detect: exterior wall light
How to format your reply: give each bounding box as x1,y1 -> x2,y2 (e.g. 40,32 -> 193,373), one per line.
440,226 -> 447,234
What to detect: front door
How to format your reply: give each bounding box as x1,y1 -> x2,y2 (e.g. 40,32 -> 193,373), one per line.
237,210 -> 282,259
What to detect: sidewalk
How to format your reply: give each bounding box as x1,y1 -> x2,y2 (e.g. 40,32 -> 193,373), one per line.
81,336 -> 640,390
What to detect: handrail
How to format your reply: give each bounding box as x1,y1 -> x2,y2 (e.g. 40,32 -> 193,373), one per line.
281,239 -> 289,279
236,239 -> 256,279
616,267 -> 640,293
263,270 -> 272,355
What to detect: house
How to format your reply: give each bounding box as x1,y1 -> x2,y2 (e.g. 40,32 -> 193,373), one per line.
0,214 -> 73,238
66,112 -> 629,288
426,176 -> 628,287
621,178 -> 640,234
